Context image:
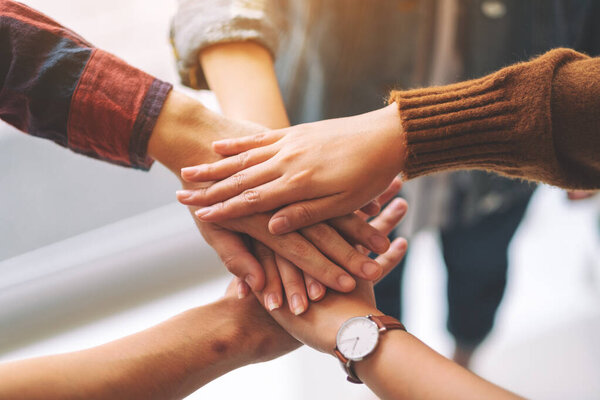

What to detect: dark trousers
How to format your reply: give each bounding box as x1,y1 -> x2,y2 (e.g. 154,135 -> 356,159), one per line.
375,195 -> 531,347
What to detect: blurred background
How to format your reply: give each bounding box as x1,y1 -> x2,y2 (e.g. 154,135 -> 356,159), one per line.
0,1 -> 599,399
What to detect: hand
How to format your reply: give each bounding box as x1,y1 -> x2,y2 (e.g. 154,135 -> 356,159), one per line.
148,91 -> 399,307
221,278 -> 300,365
187,178 -> 403,315
250,193 -> 408,353
179,103 -> 406,234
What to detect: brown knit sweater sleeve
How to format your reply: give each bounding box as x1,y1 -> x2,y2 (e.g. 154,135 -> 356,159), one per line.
389,48 -> 600,190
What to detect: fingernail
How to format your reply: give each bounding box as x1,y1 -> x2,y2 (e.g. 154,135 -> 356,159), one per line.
337,275 -> 355,291
237,282 -> 248,299
369,235 -> 389,253
362,261 -> 382,279
176,190 -> 193,200
266,293 -> 281,311
195,207 -> 213,219
291,293 -> 305,315
213,139 -> 230,146
308,283 -> 322,300
180,166 -> 197,176
245,275 -> 256,291
269,216 -> 290,234
390,198 -> 404,210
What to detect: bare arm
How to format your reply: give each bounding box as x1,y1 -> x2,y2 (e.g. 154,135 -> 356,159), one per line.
0,287 -> 298,400
249,200 -> 521,400
200,41 -> 290,129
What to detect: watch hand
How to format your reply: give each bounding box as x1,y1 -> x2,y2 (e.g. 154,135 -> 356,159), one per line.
351,337 -> 359,352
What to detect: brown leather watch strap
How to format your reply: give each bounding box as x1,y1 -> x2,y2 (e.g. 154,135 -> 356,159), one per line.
369,315 -> 407,332
334,348 -> 362,384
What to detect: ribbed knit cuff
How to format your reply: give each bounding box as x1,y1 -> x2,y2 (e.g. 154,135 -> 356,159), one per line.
389,48 -> 586,183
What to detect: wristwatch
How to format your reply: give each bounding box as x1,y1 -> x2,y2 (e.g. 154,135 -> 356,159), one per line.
334,314 -> 406,384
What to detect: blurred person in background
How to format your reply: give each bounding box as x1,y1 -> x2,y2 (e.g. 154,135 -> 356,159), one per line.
169,0 -> 600,368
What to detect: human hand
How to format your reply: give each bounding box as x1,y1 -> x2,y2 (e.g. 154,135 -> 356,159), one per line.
250,193 -> 408,353
147,92 -> 402,308
179,103 -> 405,234
187,178 -> 403,314
221,277 -> 301,365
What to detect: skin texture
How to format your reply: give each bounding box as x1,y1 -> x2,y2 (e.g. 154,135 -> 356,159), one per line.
250,203 -> 522,400
180,103 -> 406,234
193,40 -> 522,400
0,179 -> 408,400
184,41 -> 393,313
149,90 -> 398,308
0,282 -> 299,400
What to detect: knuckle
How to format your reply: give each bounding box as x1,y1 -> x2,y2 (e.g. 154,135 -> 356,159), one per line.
293,204 -> 315,225
288,240 -> 311,259
222,255 -> 243,275
202,164 -> 215,177
197,186 -> 210,199
242,190 -> 261,205
279,149 -> 300,164
342,248 -> 363,269
232,173 -> 245,190
254,245 -> 274,262
253,133 -> 267,145
282,277 -> 304,289
236,152 -> 250,168
287,169 -> 312,186
305,223 -> 332,241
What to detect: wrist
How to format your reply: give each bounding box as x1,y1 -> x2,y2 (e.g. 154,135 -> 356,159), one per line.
308,303 -> 380,355
147,91 -> 222,173
378,103 -> 407,176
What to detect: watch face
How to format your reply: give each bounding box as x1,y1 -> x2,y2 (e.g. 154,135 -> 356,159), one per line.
336,317 -> 380,361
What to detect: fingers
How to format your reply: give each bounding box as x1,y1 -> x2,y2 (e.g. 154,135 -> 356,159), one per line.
252,241 -> 283,311
178,167 -> 280,211
375,238 -> 408,281
328,213 -> 390,254
180,146 -> 273,183
219,214 -> 356,292
268,194 -> 349,234
189,178 -> 296,222
275,255 -> 308,315
198,223 -> 266,292
236,278 -> 251,299
360,200 -> 381,216
267,231 -> 356,293
304,272 -> 326,302
376,177 -> 403,207
300,222 -> 383,281
369,197 -> 408,237
212,131 -> 285,156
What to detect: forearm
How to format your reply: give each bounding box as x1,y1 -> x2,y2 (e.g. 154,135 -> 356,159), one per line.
0,299 -> 253,400
200,41 -> 290,128
390,48 -> 600,189
0,0 -> 171,170
268,292 -> 519,400
355,331 -> 520,400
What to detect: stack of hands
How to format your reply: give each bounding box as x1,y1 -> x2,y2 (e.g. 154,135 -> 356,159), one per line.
152,93 -> 409,322
142,91 -> 521,400
167,100 -> 409,312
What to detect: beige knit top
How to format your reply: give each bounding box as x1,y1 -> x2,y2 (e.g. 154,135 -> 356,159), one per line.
389,48 -> 600,190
